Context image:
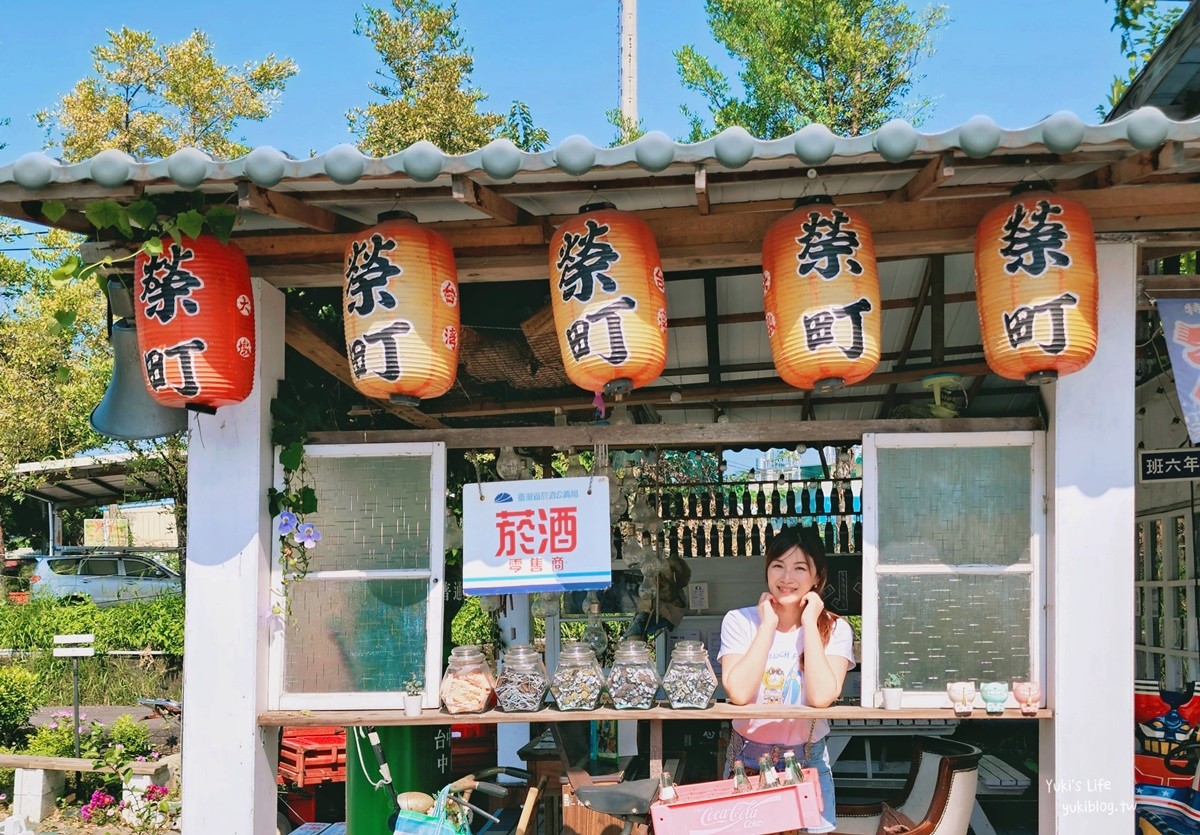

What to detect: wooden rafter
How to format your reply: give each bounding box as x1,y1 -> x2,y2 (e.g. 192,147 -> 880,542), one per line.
887,151 -> 954,203
877,258 -> 935,418
703,273 -> 721,384
237,183 -> 354,233
283,310 -> 445,429
1058,142 -> 1186,190
0,200 -> 93,235
695,165 -> 710,215
668,344 -> 984,379
309,416 -> 1042,449
451,174 -> 544,232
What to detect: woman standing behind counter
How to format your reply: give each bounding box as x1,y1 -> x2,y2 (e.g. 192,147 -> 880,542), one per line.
718,524 -> 855,834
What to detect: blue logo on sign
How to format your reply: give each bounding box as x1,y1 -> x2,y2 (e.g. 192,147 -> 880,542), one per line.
494,492 -> 514,503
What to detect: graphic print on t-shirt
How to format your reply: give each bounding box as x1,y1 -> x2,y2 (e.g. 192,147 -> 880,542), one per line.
761,642 -> 804,705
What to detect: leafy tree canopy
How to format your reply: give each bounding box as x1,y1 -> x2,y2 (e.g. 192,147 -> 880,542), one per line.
676,0 -> 947,140
349,0 -> 547,154
1106,0 -> 1187,111
37,27 -> 297,162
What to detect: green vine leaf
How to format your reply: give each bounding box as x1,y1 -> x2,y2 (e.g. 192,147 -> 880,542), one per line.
205,205 -> 237,243
175,209 -> 205,239
142,236 -> 165,256
267,487 -> 282,518
279,441 -> 305,472
297,485 -> 318,515
53,309 -> 77,330
84,200 -> 124,230
41,200 -> 67,222
126,199 -> 158,230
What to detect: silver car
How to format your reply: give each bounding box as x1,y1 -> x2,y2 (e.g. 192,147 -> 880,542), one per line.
27,552 -> 182,606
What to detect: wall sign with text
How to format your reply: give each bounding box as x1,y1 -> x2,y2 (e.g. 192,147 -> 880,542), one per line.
462,477 -> 612,595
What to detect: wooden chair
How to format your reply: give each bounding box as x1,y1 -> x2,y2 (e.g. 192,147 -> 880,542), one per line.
832,736 -> 983,835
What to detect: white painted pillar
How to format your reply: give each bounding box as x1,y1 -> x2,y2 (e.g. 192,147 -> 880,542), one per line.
181,280 -> 284,835
1041,242 -> 1136,834
497,597 -> 532,767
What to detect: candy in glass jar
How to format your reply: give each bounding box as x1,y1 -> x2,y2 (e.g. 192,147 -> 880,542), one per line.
439,645 -> 495,714
661,640 -> 717,709
550,641 -> 605,711
494,643 -> 549,712
607,639 -> 660,709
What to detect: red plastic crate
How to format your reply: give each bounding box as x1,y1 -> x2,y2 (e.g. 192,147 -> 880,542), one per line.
278,732 -> 348,787
650,771 -> 822,835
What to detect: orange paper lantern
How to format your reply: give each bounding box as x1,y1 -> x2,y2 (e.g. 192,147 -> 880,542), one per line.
133,235 -> 255,411
975,183 -> 1098,384
343,211 -> 460,405
761,196 -> 881,391
548,203 -> 668,395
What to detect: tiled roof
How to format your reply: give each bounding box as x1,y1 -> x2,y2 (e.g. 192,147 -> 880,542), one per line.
1,108 -> 1192,189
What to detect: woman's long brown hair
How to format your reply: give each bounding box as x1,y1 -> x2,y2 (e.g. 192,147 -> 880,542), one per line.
763,524 -> 839,646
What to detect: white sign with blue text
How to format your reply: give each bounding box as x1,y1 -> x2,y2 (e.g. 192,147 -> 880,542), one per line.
462,476 -> 611,596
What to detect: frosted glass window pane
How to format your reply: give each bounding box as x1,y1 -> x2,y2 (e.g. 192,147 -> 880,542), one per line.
878,573 -> 1031,689
302,455 -> 432,572
877,446 -> 1030,566
284,579 -> 427,693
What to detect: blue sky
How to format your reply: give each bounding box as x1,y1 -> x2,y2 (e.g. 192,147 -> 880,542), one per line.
1,1 -> 1127,159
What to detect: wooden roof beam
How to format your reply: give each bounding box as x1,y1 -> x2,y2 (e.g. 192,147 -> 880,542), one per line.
237,182 -> 356,233
887,151 -> 955,203
0,200 -> 93,235
284,310 -> 445,429
877,257 -> 935,418
452,174 -> 544,233
1059,141 -> 1186,190
695,165 -> 710,215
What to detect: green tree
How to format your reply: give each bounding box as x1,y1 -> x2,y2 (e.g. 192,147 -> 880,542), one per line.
676,0 -> 948,140
349,0 -> 547,154
1106,0 -> 1187,111
36,27 -> 297,162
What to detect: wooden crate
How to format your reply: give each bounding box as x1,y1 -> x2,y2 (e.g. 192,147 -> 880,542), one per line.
278,732 -> 348,788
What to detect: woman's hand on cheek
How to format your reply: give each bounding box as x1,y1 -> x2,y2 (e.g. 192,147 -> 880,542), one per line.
799,591 -> 824,627
758,591 -> 780,631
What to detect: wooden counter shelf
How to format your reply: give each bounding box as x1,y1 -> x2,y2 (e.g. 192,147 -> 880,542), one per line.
259,703 -> 1052,727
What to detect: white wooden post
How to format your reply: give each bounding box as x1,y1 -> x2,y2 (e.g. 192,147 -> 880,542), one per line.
1041,242 -> 1136,834
181,279 -> 284,835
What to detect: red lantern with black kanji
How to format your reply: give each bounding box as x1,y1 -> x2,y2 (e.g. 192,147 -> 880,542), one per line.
548,202 -> 668,396
761,196 -> 881,392
975,182 -> 1098,384
343,210 -> 459,405
133,234 -> 255,411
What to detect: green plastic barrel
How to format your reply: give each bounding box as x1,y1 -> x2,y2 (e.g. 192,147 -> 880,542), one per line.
345,725 -> 454,833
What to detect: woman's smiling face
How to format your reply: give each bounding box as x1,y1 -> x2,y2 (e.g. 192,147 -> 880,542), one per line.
766,546 -> 816,604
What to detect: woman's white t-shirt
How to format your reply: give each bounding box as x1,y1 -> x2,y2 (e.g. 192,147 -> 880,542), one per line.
718,607 -> 856,745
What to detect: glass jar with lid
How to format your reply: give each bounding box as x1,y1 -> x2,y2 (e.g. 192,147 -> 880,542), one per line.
661,640 -> 717,709
494,643 -> 549,712
550,641 -> 605,711
607,639 -> 660,709
439,644 -> 495,714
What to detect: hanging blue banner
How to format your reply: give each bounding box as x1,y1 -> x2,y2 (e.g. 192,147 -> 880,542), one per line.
1158,298 -> 1200,445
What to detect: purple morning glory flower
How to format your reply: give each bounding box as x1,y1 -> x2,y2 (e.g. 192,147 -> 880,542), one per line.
278,510 -> 298,535
297,523 -> 322,549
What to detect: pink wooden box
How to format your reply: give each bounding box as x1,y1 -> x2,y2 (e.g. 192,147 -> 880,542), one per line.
650,770 -> 823,835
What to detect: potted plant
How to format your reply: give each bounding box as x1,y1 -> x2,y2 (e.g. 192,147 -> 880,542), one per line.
404,672 -> 425,717
880,672 -> 904,710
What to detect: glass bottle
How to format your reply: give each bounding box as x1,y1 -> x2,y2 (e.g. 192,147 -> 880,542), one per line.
781,750 -> 803,786
658,771 -> 678,804
854,520 -> 863,553
757,754 -> 779,788
736,522 -> 747,557
786,484 -> 797,516
722,522 -> 734,557
741,486 -> 752,517
494,643 -> 549,712
582,594 -> 609,659
750,521 -> 762,556
439,644 -> 495,715
813,481 -> 824,514
731,760 -> 752,794
755,485 -> 767,516
771,483 -> 783,516
674,492 -> 686,519
728,486 -> 741,517
765,522 -> 775,549
800,483 -> 811,516
669,525 -> 680,557
682,526 -> 693,558
607,640 -> 660,710
687,490 -> 699,519
662,640 -> 718,709
840,518 -> 851,554
550,641 -> 605,711
823,520 -> 835,553
714,488 -> 724,518
695,523 -> 708,558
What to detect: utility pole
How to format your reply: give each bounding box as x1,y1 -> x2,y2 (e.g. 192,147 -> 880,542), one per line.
619,0 -> 638,129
